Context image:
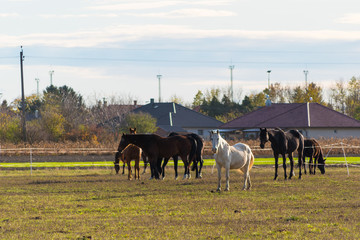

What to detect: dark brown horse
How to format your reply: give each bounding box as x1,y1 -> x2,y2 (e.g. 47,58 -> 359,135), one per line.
118,133 -> 196,179
168,132 -> 204,179
259,128 -> 304,180
303,138 -> 326,174
114,144 -> 141,180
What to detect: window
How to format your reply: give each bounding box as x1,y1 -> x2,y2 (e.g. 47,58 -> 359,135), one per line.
198,130 -> 203,135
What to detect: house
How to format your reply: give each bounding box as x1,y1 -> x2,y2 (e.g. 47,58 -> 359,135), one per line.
220,102 -> 360,139
133,99 -> 223,138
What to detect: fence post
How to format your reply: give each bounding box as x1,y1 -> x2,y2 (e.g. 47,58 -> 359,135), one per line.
340,142 -> 349,176
30,148 -> 32,176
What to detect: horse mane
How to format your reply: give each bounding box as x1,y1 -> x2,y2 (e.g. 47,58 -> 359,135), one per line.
119,143 -> 134,154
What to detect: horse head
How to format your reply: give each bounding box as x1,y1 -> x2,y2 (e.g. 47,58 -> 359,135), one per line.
210,130 -> 220,153
114,151 -> 121,174
317,152 -> 326,174
259,128 -> 269,149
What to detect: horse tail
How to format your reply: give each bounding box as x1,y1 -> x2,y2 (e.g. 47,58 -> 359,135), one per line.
187,136 -> 197,164
248,147 -> 255,171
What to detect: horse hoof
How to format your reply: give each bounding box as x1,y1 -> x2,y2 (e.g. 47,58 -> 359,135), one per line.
216,188 -> 221,192
225,188 -> 229,192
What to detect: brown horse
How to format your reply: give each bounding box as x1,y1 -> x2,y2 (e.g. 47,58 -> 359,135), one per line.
167,132 -> 204,179
114,144 -> 141,180
303,139 -> 326,174
118,128 -> 148,175
118,133 -> 196,179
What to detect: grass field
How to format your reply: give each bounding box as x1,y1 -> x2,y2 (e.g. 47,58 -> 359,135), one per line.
1,156 -> 360,168
0,166 -> 359,239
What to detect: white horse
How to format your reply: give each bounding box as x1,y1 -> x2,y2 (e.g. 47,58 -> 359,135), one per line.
210,130 -> 255,191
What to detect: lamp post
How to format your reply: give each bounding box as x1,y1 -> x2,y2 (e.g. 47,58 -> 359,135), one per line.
303,70 -> 308,89
157,74 -> 162,103
229,65 -> 235,102
267,70 -> 271,89
35,78 -> 40,96
49,70 -> 54,86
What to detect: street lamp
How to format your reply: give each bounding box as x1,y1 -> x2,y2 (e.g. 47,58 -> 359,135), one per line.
229,65 -> 235,102
267,70 -> 271,89
157,74 -> 162,103
49,70 -> 54,86
35,78 -> 40,96
303,70 -> 309,89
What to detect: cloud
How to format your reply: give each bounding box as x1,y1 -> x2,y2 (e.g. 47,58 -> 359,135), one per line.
39,13 -> 118,19
130,8 -> 236,18
336,13 -> 360,24
89,0 -> 233,11
2,25 -> 360,48
0,13 -> 19,17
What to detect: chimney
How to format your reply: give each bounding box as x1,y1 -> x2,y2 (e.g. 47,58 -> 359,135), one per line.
133,100 -> 137,107
150,98 -> 154,104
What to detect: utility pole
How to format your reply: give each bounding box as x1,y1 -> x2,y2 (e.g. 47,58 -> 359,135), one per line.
157,74 -> 162,103
20,46 -> 26,142
49,70 -> 54,86
35,78 -> 40,96
229,65 -> 235,102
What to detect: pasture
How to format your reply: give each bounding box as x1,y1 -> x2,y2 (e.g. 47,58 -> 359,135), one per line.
1,166 -> 359,239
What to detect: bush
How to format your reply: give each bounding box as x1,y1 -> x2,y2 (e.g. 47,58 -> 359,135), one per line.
0,113 -> 22,143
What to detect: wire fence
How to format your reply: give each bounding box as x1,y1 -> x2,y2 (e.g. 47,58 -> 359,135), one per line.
0,143 -> 359,176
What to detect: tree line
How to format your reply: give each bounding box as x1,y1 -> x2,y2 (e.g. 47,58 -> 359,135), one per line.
1,77 -> 360,144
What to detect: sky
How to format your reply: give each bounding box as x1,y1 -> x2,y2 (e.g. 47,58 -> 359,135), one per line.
1,0 -> 360,105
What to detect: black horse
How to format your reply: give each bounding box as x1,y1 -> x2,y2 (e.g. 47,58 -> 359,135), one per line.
303,139 -> 326,175
259,128 -> 304,180
166,132 -> 204,179
118,133 -> 196,179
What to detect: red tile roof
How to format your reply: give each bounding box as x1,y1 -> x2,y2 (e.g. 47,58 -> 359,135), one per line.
220,103 -> 360,129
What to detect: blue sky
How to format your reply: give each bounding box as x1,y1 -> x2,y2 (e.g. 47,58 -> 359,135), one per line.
1,0 -> 360,105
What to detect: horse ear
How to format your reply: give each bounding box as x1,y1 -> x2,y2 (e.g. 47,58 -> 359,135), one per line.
134,127 -> 136,131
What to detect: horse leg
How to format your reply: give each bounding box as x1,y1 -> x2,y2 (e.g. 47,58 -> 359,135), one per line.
313,156 -> 317,175
198,158 -> 203,178
122,163 -> 125,175
225,164 -> 230,191
282,154 -> 288,180
173,156 -> 178,180
309,156 -> 313,174
216,164 -> 221,191
135,159 -> 140,180
127,162 -> 132,180
242,162 -> 251,190
297,150 -> 302,179
142,156 -> 148,174
303,155 -> 307,175
162,157 -> 170,180
182,161 -> 189,180
274,154 -> 279,180
288,153 -> 295,179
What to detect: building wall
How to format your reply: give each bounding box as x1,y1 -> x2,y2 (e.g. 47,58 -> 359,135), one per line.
183,128 -> 214,139
301,128 -> 360,139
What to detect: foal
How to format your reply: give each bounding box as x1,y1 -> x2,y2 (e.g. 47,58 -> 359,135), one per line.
115,144 -> 142,180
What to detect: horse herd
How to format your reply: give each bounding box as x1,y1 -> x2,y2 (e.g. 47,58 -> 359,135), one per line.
114,127 -> 326,191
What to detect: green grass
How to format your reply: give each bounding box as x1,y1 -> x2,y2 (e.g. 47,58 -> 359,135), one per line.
0,167 -> 359,239
1,157 -> 359,168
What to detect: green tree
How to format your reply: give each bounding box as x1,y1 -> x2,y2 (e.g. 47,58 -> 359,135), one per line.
122,112 -> 157,134
192,90 -> 204,107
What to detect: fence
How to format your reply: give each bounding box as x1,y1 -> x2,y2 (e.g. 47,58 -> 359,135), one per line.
1,143 -> 359,176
